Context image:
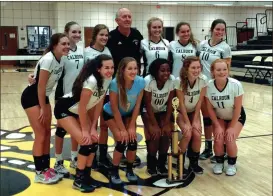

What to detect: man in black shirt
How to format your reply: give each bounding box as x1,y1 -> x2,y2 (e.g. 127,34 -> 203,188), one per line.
107,8 -> 143,75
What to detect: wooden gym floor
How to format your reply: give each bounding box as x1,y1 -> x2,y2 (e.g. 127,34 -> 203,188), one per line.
1,70 -> 272,196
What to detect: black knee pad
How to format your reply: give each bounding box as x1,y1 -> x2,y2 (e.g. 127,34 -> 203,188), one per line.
55,127 -> 67,138
115,141 -> 127,153
203,117 -> 212,127
127,141 -> 137,151
89,143 -> 98,153
79,145 -> 91,156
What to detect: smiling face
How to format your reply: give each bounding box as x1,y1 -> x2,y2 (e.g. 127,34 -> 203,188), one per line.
212,61 -> 229,80
178,24 -> 191,43
187,61 -> 201,80
95,28 -> 109,46
123,61 -> 138,81
98,59 -> 114,79
115,8 -> 132,29
212,23 -> 226,41
54,36 -> 70,56
157,63 -> 171,83
67,24 -> 81,44
150,20 -> 163,38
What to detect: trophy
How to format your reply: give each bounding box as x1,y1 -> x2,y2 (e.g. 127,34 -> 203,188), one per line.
166,97 -> 184,184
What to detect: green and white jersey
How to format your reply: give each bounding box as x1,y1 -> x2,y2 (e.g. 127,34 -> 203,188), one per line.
199,39 -> 231,80
206,77 -> 244,120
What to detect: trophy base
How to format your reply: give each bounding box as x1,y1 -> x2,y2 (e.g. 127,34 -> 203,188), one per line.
166,178 -> 185,184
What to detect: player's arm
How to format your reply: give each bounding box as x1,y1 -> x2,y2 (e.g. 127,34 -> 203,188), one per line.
193,86 -> 206,121
144,90 -> 158,126
164,89 -> 175,124
110,90 -> 127,132
230,95 -> 243,128
128,90 -> 144,129
176,89 -> 191,125
205,97 -> 220,127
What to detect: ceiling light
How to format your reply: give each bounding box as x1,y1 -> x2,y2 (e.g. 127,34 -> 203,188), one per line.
264,5 -> 272,7
213,3 -> 233,6
158,2 -> 178,5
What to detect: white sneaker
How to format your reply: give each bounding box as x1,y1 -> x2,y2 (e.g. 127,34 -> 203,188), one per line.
34,170 -> 59,184
226,164 -> 237,176
70,158 -> 77,169
213,163 -> 224,175
54,161 -> 70,178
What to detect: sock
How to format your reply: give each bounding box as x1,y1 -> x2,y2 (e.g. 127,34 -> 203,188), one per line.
205,139 -> 212,150
33,155 -> 44,173
215,155 -> 225,164
224,144 -> 227,154
85,166 -> 92,177
227,156 -> 237,165
99,144 -> 108,161
71,151 -> 78,161
55,153 -> 63,162
112,165 -> 119,174
42,154 -> 50,170
127,162 -> 133,171
75,168 -> 85,181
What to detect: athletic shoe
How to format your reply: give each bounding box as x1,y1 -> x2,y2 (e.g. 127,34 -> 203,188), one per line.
146,168 -> 157,176
70,157 -> 77,169
54,160 -> 70,178
110,171 -> 122,185
73,179 -> 95,193
34,171 -> 59,184
199,149 -> 213,160
47,168 -> 63,181
213,163 -> 224,175
226,164 -> 237,176
126,170 -> 138,182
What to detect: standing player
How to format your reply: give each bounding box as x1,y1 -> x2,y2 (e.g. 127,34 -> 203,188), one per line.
205,59 -> 246,176
54,21 -> 84,176
54,54 -> 114,192
28,21 -> 85,177
169,22 -> 198,78
141,58 -> 175,176
84,24 -> 112,169
141,17 -> 169,76
103,57 -> 145,184
175,56 -> 207,174
199,19 -> 232,162
21,33 -> 70,184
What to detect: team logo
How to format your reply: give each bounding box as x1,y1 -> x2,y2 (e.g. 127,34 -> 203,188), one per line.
132,39 -> 139,46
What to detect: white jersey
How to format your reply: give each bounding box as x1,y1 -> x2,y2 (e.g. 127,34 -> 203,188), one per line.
62,46 -> 85,94
84,46 -> 112,63
33,51 -> 64,96
66,75 -> 112,114
206,77 -> 244,120
144,74 -> 175,113
175,74 -> 207,113
169,41 -> 198,78
141,38 -> 170,74
199,39 -> 231,80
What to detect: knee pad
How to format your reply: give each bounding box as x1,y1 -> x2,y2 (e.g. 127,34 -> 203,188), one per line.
79,145 -> 92,156
89,143 -> 98,153
115,141 -> 127,153
55,127 -> 67,138
127,141 -> 137,151
203,117 -> 212,127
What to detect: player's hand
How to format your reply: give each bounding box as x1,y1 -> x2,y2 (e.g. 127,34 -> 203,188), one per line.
161,123 -> 172,137
81,131 -> 91,145
28,74 -> 36,85
192,120 -> 202,135
38,108 -> 49,125
149,124 -> 161,140
225,127 -> 236,142
90,128 -> 99,143
120,130 -> 129,144
181,122 -> 192,134
213,124 -> 224,141
127,127 -> 137,143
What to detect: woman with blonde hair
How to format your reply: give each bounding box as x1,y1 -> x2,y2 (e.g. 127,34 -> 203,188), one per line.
141,17 -> 170,76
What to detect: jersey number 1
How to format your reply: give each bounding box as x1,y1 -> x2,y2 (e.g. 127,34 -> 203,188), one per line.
217,101 -> 225,109
75,60 -> 79,69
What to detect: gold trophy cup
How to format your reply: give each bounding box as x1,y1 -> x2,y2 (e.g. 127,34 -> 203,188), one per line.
166,97 -> 184,184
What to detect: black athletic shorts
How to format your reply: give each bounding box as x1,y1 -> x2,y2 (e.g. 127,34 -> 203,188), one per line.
219,107 -> 246,126
54,97 -> 78,119
102,110 -> 132,122
21,85 -> 49,109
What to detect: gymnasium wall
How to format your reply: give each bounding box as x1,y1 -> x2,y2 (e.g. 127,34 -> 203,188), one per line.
1,2 -> 267,49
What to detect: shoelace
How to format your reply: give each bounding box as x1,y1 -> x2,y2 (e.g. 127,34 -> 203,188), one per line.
43,169 -> 53,180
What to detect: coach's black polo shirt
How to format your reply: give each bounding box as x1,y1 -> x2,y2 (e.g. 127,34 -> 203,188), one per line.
107,27 -> 143,75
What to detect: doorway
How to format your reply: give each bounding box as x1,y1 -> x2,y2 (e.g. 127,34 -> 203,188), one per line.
0,26 -> 18,66
84,27 -> 94,48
